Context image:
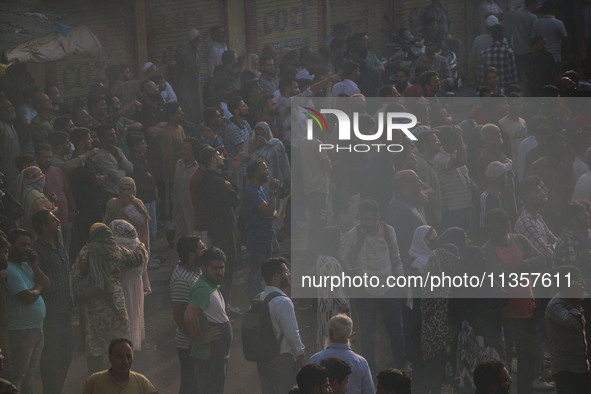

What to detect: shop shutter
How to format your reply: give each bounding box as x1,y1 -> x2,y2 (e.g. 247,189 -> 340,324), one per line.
245,0 -> 325,54
147,0 -> 225,78
52,2 -> 135,101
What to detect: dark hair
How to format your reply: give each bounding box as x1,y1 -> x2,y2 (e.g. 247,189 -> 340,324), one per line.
197,145 -> 217,167
184,137 -> 202,159
70,128 -> 91,147
261,256 -> 288,284
209,25 -> 223,37
418,70 -> 439,89
227,96 -> 244,115
221,50 -> 236,66
7,228 -> 32,244
164,102 -> 181,119
341,61 -> 360,79
176,235 -> 202,264
53,117 -> 71,132
320,358 -> 352,384
376,368 -> 411,394
489,24 -> 504,42
35,143 -> 52,155
296,364 -> 329,394
203,107 -> 221,125
108,338 -> 133,355
48,131 -> 69,151
87,94 -> 106,110
96,124 -> 115,140
279,77 -> 298,92
126,132 -> 145,150
260,93 -> 275,109
32,209 -> 52,234
416,131 -> 437,150
358,199 -> 379,216
199,246 -> 226,267
473,360 -> 506,391
517,176 -> 542,198
149,73 -> 164,84
483,208 -> 510,227
485,66 -> 500,78
246,159 -> 265,180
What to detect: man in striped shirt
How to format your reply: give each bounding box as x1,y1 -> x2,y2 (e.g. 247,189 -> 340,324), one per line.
169,235 -> 206,394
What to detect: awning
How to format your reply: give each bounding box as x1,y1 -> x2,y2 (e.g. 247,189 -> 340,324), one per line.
0,0 -> 101,66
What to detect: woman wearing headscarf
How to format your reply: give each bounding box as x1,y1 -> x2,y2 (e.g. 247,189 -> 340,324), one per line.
70,223 -> 147,374
104,177 -> 150,252
419,243 -> 461,393
436,226 -> 471,253
315,226 -> 349,351
246,122 -> 291,227
408,225 -> 438,274
16,166 -> 55,233
110,220 -> 149,351
240,53 -> 261,79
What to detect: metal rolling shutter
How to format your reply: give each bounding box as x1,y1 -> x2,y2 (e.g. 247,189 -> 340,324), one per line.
52,2 -> 135,101
327,0 -> 387,54
245,0 -> 325,54
147,0 -> 225,78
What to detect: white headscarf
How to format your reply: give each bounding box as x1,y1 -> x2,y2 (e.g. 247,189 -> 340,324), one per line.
408,225 -> 434,274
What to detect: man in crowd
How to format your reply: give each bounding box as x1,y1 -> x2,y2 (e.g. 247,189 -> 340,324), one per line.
386,170 -> 427,267
341,200 -> 406,371
309,314 -> 375,394
433,125 -> 472,231
170,235 -> 206,394
257,257 -> 306,394
29,93 -> 55,148
473,360 -> 511,394
31,210 -> 73,394
6,228 -> 50,394
198,146 -> 240,302
242,160 -> 280,300
527,132 -> 574,233
208,25 -> 228,78
93,124 -> 134,206
320,358 -> 352,394
184,247 -> 232,394
478,25 -> 518,90
415,130 -> 442,228
83,338 -> 157,394
223,96 -> 251,186
545,265 -> 589,393
375,368 -> 411,394
259,56 -> 279,95
35,143 -> 76,251
0,98 -> 21,190
330,61 -> 361,97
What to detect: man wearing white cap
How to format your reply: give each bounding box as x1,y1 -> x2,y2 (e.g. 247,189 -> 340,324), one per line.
173,29 -> 203,125
142,62 -> 177,104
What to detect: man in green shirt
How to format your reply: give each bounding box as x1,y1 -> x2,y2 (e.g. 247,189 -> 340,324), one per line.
184,247 -> 232,394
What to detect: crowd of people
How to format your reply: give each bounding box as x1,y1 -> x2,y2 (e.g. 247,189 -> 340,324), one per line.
1,0 -> 591,392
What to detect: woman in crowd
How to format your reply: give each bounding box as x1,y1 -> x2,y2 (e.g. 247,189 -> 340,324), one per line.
408,225 -> 437,274
316,226 -> 349,351
110,219 -> 150,351
104,177 -> 150,252
71,223 -> 147,374
16,166 -> 55,233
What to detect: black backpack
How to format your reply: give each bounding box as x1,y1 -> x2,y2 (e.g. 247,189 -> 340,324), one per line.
242,292 -> 285,362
